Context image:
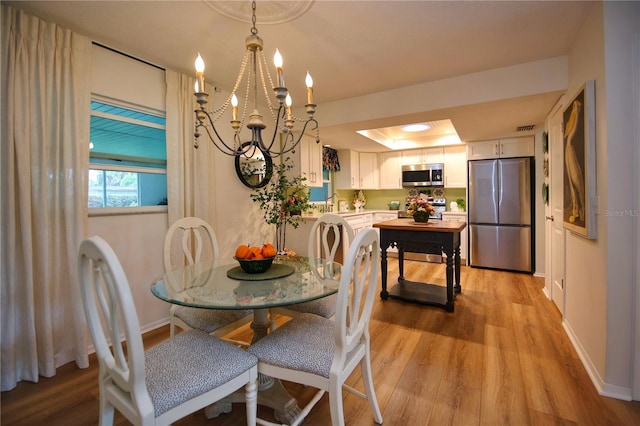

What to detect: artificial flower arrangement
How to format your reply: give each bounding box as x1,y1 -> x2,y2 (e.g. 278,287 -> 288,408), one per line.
408,196 -> 435,222
353,190 -> 366,211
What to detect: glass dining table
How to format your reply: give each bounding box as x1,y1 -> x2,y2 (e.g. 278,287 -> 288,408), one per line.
150,255 -> 341,423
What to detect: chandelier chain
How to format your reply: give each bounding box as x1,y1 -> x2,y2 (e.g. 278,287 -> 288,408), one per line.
251,0 -> 258,36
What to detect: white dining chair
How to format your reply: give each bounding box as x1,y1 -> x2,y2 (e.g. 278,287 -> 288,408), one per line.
78,236 -> 258,426
269,214 -> 354,330
164,217 -> 252,345
248,229 -> 383,426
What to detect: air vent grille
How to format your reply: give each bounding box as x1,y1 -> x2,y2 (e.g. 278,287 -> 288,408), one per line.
517,125 -> 535,132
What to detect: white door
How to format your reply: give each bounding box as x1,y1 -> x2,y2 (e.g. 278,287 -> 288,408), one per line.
549,102 -> 566,314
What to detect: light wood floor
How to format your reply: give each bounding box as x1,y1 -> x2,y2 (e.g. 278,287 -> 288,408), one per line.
3,259 -> 640,425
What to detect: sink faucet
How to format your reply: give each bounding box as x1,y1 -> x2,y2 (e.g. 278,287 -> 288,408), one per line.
324,193 -> 338,213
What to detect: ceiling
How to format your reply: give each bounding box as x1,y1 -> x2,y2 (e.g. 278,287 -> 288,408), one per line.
6,0 -> 592,152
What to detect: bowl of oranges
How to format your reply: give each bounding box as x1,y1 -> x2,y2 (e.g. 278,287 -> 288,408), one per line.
234,243 -> 277,274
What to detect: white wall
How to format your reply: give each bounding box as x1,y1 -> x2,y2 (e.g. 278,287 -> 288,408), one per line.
87,213 -> 170,331
601,0 -> 639,397
562,1 -> 640,400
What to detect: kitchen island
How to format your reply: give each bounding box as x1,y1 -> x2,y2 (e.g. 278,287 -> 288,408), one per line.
373,219 -> 466,312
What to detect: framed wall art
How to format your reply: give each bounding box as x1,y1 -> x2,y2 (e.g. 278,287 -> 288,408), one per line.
562,80 -> 596,239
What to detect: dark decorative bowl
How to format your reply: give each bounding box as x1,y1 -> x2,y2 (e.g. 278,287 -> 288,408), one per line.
234,256 -> 275,274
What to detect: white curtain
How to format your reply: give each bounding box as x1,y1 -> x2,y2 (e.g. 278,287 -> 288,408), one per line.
0,6 -> 91,391
165,70 -> 217,226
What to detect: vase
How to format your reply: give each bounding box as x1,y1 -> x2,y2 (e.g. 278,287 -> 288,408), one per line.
413,213 -> 429,223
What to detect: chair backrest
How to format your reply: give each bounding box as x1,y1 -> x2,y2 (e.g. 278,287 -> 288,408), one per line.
332,228 -> 380,365
163,217 -> 219,272
308,214 -> 354,280
77,236 -> 154,420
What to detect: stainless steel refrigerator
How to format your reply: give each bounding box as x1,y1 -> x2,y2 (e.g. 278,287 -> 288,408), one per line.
468,157 -> 534,273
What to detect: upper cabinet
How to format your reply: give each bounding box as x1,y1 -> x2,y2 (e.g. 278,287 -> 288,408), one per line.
336,150 -> 379,189
401,147 -> 444,165
294,134 -> 323,187
359,152 -> 379,189
467,136 -> 534,160
443,145 -> 467,188
378,151 -> 402,189
336,150 -> 359,189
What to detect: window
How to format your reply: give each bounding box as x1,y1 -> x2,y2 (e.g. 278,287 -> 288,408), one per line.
308,169 -> 332,202
89,99 -> 167,210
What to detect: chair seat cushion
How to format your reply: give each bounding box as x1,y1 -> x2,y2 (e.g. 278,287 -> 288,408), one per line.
282,293 -> 337,318
145,330 -> 257,416
174,306 -> 252,333
248,313 -> 334,378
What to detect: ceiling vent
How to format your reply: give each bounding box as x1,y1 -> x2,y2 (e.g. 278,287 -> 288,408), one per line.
517,124 -> 535,132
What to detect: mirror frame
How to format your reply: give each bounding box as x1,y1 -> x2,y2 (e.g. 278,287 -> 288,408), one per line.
234,142 -> 273,188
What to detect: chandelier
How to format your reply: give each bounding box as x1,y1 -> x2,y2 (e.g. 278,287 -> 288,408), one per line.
193,1 -> 319,158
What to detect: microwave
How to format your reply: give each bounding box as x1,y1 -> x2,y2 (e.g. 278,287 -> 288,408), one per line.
401,163 -> 444,187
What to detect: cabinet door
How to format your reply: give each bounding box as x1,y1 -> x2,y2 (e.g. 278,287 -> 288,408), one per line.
423,147 -> 444,163
378,151 -> 402,189
336,150 -> 359,189
401,149 -> 422,165
298,137 -> 323,188
466,140 -> 499,160
443,145 -> 467,188
359,152 -> 379,189
401,148 -> 443,165
499,136 -> 534,158
307,137 -> 323,187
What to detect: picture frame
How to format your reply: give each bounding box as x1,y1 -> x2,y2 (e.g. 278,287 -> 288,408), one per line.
562,80 -> 596,239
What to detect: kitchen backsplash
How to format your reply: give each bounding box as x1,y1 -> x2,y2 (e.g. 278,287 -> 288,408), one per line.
335,188 -> 466,211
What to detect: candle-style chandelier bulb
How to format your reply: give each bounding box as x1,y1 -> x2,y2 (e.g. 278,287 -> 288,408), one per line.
192,0 -> 319,158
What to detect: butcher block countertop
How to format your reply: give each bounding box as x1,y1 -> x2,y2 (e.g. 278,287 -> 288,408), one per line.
373,218 -> 466,233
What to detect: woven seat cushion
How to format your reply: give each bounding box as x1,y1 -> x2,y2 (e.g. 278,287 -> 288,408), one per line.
248,313 -> 334,378
174,306 -> 252,333
282,293 -> 337,318
144,330 -> 257,416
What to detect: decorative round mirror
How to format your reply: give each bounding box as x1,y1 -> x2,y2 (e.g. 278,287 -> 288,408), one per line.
234,142 -> 273,188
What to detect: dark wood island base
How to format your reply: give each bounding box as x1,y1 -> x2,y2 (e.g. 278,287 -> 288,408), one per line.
373,219 -> 466,312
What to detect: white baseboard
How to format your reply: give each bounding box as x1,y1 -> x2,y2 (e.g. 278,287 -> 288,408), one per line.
140,318 -> 170,335
563,319 -> 633,401
541,287 -> 551,299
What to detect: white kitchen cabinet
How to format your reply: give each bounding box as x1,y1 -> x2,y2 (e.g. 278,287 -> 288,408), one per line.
378,151 -> 402,189
336,149 -> 359,189
443,145 -> 467,188
441,211 -> 467,263
336,150 -> 378,189
466,136 -> 534,160
358,152 -> 379,189
373,212 -> 399,252
401,147 -> 444,165
296,135 -> 323,187
344,213 -> 373,239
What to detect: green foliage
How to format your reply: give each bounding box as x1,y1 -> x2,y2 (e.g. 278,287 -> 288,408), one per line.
250,157 -> 310,226
250,157 -> 310,252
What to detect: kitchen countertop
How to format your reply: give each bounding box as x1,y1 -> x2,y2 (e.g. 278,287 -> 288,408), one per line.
300,209 -> 400,220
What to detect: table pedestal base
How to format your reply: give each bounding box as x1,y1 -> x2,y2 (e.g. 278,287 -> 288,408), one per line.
205,308 -> 301,422
205,373 -> 300,422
